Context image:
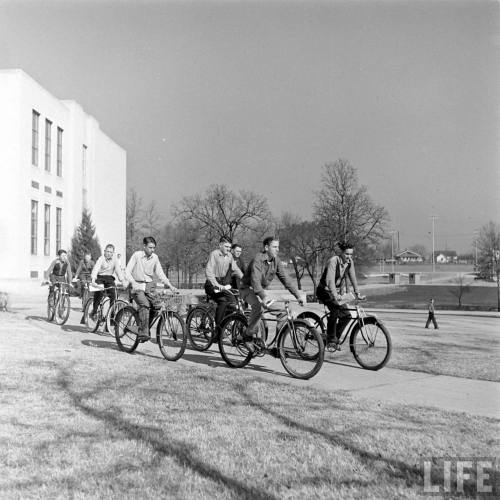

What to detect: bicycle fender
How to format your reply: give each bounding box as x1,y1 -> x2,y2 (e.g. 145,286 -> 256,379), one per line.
296,311 -> 324,330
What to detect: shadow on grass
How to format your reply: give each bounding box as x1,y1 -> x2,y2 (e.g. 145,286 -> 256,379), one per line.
61,323 -> 91,334
81,339 -> 120,351
236,383 -> 480,496
181,347 -> 289,379
55,367 -> 278,500
25,314 -> 49,323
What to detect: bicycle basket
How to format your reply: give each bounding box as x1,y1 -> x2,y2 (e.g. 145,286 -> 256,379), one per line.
158,294 -> 184,311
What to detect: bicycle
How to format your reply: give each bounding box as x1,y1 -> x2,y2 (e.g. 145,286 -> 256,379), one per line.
218,299 -> 324,380
114,291 -> 187,361
44,281 -> 71,325
72,278 -> 92,311
186,287 -> 266,351
82,284 -> 128,334
297,295 -> 392,371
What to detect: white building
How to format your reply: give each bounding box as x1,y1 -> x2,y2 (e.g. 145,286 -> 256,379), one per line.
0,69 -> 126,280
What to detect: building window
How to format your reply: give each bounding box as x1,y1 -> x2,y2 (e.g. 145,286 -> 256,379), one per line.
31,180 -> 39,189
45,119 -> 52,172
31,200 -> 38,255
44,204 -> 50,256
82,144 -> 87,177
56,190 -> 63,198
32,110 -> 40,166
57,127 -> 63,176
56,207 -> 62,251
44,186 -> 52,194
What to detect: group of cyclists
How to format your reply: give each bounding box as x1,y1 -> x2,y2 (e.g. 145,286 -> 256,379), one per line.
46,234 -> 364,352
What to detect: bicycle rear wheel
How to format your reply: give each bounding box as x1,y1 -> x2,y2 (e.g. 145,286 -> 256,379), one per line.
350,317 -> 391,370
54,294 -> 70,325
218,314 -> 252,368
81,287 -> 90,312
186,306 -> 215,351
114,306 -> 140,353
106,299 -> 128,333
278,319 -> 324,379
157,312 -> 187,361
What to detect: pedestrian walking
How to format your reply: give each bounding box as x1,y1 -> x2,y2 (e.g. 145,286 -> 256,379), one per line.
425,298 -> 439,329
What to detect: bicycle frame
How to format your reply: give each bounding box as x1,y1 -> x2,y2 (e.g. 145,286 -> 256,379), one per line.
50,282 -> 70,303
128,291 -> 182,332
254,301 -> 298,352
298,301 -> 382,345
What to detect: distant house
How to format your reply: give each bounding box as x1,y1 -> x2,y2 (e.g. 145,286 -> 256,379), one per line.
395,249 -> 423,263
434,250 -> 458,264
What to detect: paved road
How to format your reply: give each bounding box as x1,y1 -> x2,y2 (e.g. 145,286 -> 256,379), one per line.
3,291 -> 500,420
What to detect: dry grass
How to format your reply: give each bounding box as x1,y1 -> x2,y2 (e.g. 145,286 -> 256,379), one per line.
0,310 -> 498,499
321,312 -> 500,382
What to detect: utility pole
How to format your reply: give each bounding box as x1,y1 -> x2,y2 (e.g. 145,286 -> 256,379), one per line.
494,250 -> 500,312
429,215 -> 438,274
473,229 -> 478,271
389,230 -> 397,274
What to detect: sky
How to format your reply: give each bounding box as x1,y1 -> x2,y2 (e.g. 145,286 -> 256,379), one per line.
1,0 -> 499,254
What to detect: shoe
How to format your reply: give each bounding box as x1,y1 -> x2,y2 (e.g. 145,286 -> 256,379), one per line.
90,313 -> 97,322
243,340 -> 255,354
235,333 -> 255,354
326,340 -> 341,352
137,333 -> 150,342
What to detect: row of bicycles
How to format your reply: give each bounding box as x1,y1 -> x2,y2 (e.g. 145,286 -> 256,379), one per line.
44,281 -> 392,380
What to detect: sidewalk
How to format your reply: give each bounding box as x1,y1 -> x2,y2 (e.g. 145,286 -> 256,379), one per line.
177,346 -> 500,419
3,282 -> 499,419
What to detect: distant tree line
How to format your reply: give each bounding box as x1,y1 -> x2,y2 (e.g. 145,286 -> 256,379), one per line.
125,159 -> 391,293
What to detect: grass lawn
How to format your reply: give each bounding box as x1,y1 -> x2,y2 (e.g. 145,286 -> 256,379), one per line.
322,313 -> 500,382
361,285 -> 499,311
1,311 -> 499,499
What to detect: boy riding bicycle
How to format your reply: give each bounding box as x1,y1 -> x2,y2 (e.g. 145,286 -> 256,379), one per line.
125,236 -> 177,342
239,236 -> 304,353
316,241 -> 364,350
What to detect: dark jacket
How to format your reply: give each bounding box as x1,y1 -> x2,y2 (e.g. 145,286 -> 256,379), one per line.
240,251 -> 299,300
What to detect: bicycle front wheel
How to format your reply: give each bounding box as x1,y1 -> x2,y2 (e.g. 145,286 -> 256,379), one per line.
186,306 -> 215,351
54,294 -> 70,325
350,317 -> 392,370
83,297 -> 100,333
218,314 -> 252,368
106,299 -> 128,333
156,312 -> 187,361
114,306 -> 140,353
47,292 -> 55,322
278,319 -> 324,379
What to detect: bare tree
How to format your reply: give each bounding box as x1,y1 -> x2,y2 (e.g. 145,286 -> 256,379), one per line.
173,184 -> 272,253
142,200 -> 162,236
277,213 -> 307,290
126,188 -> 144,260
449,274 -> 471,309
278,215 -> 327,293
163,220 -> 206,287
313,159 -> 390,264
476,220 -> 500,310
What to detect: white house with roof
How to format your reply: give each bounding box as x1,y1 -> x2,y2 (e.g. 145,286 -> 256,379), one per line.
395,249 -> 423,263
0,69 -> 126,280
434,250 -> 458,264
